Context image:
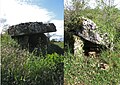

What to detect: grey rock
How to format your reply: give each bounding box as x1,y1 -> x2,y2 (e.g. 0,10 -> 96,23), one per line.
8,22 -> 57,56
73,35 -> 84,56
8,22 -> 56,36
71,17 -> 112,49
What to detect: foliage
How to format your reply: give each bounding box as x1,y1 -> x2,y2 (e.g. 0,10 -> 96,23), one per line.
1,0 -> 120,85
64,0 -> 120,51
64,0 -> 120,84
1,34 -> 64,85
52,41 -> 64,49
47,43 -> 64,55
64,51 -> 120,85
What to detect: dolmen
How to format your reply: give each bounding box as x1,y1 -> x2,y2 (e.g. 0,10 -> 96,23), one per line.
69,17 -> 113,56
8,22 -> 56,55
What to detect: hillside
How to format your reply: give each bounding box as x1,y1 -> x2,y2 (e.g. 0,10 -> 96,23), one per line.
1,33 -> 64,85
64,0 -> 120,84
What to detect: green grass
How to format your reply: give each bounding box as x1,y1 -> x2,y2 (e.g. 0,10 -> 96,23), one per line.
64,51 -> 120,85
1,34 -> 120,85
51,41 -> 64,49
64,3 -> 120,84
1,34 -> 64,85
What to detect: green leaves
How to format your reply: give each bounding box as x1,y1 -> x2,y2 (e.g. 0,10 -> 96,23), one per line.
1,34 -> 64,85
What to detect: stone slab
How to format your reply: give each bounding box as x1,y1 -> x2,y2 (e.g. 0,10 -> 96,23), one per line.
8,22 -> 56,36
70,17 -> 111,48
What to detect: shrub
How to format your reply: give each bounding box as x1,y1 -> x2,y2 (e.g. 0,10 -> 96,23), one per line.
1,34 -> 64,85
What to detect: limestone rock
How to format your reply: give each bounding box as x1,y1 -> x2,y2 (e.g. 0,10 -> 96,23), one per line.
98,63 -> 109,70
73,35 -> 84,56
8,22 -> 56,36
88,51 -> 96,58
70,17 -> 111,49
7,22 -> 57,56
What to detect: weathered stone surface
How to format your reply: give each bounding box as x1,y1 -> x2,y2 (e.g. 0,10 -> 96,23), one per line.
11,33 -> 48,56
70,17 -> 111,49
8,22 -> 56,36
67,17 -> 114,56
73,35 -> 84,56
98,63 -> 109,70
8,22 -> 57,56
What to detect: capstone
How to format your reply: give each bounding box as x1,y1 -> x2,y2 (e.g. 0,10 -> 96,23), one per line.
8,22 -> 56,55
69,17 -> 113,56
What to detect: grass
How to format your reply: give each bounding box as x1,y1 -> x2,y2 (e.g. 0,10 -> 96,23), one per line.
1,34 -> 64,85
64,5 -> 120,84
64,51 -> 120,85
51,41 -> 64,49
1,33 -> 120,85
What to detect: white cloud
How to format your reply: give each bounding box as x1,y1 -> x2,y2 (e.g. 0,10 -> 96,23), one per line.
46,19 -> 64,41
0,0 -> 54,26
0,0 -> 64,40
50,20 -> 64,36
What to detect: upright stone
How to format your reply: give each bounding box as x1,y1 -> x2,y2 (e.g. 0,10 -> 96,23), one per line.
8,22 -> 56,55
73,35 -> 84,57
69,17 -> 112,56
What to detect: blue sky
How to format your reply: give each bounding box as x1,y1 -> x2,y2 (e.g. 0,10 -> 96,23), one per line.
28,0 -> 64,20
0,0 -> 64,41
41,0 -> 64,19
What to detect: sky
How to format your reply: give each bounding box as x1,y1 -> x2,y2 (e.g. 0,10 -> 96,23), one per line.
1,0 -> 120,41
26,0 -> 64,20
0,0 -> 64,41
64,0 -> 120,9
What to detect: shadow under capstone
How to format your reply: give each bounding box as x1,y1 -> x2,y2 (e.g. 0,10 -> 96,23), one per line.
7,22 -> 64,85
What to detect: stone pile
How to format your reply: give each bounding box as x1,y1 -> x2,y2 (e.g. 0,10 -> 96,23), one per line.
8,22 -> 56,55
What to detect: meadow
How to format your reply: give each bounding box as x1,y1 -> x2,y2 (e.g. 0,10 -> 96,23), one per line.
1,34 -> 64,85
1,0 -> 120,84
64,0 -> 120,84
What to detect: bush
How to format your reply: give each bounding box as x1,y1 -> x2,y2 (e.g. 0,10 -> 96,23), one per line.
1,34 -> 64,85
64,1 -> 120,84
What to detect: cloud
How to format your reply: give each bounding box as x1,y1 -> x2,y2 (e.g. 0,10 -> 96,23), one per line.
50,20 -> 64,36
45,19 -> 64,41
0,0 -> 54,26
0,0 -> 64,40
